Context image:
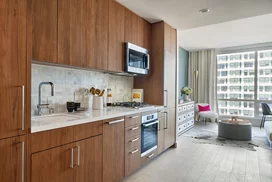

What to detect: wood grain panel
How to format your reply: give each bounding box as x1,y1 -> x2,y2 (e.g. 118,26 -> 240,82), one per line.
32,0 -> 57,63
125,113 -> 141,128
134,22 -> 165,106
124,9 -> 138,45
125,145 -> 141,177
31,142 -> 74,182
73,121 -> 102,141
103,117 -> 125,182
125,135 -> 141,152
74,135 -> 103,182
0,0 -> 27,139
108,0 -> 125,72
58,0 -> 87,67
143,20 -> 151,50
31,126 -> 74,153
86,0 -> 108,70
0,135 -> 26,182
164,108 -> 176,149
125,124 -> 141,139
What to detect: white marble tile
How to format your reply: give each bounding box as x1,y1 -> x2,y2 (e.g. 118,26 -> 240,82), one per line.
32,64 -> 133,115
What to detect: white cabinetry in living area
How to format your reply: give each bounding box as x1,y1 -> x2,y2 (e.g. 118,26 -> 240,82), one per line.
177,101 -> 195,136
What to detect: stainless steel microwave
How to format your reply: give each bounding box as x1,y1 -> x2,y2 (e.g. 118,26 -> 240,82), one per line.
124,42 -> 150,75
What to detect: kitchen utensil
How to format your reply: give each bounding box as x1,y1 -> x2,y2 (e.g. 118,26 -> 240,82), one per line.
93,96 -> 103,110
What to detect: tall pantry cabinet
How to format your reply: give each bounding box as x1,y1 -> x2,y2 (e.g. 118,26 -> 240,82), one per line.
0,0 -> 29,181
134,21 -> 177,152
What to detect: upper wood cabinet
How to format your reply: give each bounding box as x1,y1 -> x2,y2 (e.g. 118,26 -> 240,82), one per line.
31,135 -> 103,182
103,117 -> 125,182
58,0 -> 87,67
0,136 -> 26,182
108,0 -> 125,72
86,0 -> 109,70
0,0 -> 27,139
32,0 -> 58,63
134,21 -> 177,109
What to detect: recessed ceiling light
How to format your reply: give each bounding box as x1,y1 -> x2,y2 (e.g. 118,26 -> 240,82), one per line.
199,8 -> 210,13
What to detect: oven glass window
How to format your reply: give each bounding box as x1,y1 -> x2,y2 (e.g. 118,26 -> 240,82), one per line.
129,49 -> 147,68
141,121 -> 158,154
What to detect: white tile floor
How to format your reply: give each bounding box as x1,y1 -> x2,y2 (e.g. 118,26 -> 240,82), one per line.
123,122 -> 272,182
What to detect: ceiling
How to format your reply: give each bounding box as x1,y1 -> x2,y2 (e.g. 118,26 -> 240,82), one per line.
117,0 -> 272,51
179,13 -> 272,51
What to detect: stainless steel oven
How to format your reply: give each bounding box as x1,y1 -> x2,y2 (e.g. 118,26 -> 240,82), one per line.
141,112 -> 158,157
125,42 -> 150,75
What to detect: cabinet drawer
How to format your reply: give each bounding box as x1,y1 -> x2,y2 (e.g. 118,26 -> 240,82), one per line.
178,114 -> 186,123
125,147 -> 141,176
74,121 -> 103,141
141,148 -> 158,166
187,111 -> 194,119
187,119 -> 194,128
178,107 -> 182,113
125,124 -> 141,139
178,123 -> 187,133
187,105 -> 191,110
190,104 -> 194,109
125,113 -> 141,127
182,106 -> 187,111
125,135 -> 141,151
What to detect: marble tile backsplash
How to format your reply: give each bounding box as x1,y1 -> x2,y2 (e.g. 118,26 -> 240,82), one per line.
32,64 -> 133,115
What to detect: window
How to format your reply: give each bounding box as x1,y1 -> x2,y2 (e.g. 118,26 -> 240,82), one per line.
217,49 -> 272,118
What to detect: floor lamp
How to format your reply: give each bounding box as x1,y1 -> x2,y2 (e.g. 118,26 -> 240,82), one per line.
194,70 -> 199,121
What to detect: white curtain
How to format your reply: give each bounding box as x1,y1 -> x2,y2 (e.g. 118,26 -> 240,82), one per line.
188,49 -> 217,112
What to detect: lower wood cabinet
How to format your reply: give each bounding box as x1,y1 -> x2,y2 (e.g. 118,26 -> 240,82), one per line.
0,135 -> 26,182
103,117 -> 125,182
31,135 -> 102,182
158,108 -> 176,154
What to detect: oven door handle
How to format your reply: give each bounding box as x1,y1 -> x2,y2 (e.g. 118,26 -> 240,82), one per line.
143,120 -> 159,127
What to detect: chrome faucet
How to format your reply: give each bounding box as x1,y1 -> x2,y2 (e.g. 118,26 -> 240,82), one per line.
37,82 -> 54,115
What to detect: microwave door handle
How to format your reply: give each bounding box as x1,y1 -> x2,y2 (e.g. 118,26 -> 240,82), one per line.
146,54 -> 150,70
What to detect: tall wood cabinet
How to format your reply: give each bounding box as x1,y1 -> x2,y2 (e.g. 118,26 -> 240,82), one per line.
134,21 -> 177,150
103,117 -> 125,182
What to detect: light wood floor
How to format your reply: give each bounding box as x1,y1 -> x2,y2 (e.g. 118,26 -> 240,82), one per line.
123,123 -> 272,182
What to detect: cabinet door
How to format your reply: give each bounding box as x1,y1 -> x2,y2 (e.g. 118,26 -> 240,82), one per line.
164,49 -> 176,108
158,114 -> 165,154
0,136 -> 26,182
0,0 -> 27,139
124,9 -> 138,45
74,135 -> 103,182
32,0 -> 57,63
143,20 -> 151,50
58,0 -> 87,67
108,0 -> 125,72
103,117 -> 125,182
86,0 -> 108,70
164,108 -> 176,149
31,143 -> 74,182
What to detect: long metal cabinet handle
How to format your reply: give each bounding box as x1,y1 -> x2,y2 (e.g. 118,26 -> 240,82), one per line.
129,138 -> 139,143
21,85 -> 25,130
164,112 -> 168,129
75,146 -> 80,166
147,153 -> 154,158
130,149 -> 139,154
108,119 -> 124,125
70,148 -> 74,168
130,126 -> 139,131
21,142 -> 25,182
130,116 -> 139,119
164,90 -> 168,107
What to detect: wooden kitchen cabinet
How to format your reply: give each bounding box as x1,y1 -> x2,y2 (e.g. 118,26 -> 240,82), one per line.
158,111 -> 165,154
86,0 -> 109,70
0,136 -> 26,182
0,0 -> 27,139
31,135 -> 102,182
103,117 -> 125,182
164,108 -> 176,149
58,0 -> 87,67
108,0 -> 125,72
32,0 -> 57,63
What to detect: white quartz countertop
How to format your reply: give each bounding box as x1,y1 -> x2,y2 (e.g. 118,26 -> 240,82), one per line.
31,106 -> 164,133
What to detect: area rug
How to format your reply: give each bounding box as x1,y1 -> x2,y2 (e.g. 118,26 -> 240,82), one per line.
182,124 -> 271,151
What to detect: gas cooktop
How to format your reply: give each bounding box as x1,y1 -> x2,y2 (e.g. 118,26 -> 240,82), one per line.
111,102 -> 155,110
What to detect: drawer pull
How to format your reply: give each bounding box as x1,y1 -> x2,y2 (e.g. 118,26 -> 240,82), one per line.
70,148 -> 74,168
21,85 -> 25,131
129,116 -> 139,119
74,146 -> 80,167
129,138 -> 139,143
130,149 -> 139,154
147,153 -> 154,158
130,126 -> 139,131
108,119 -> 124,125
